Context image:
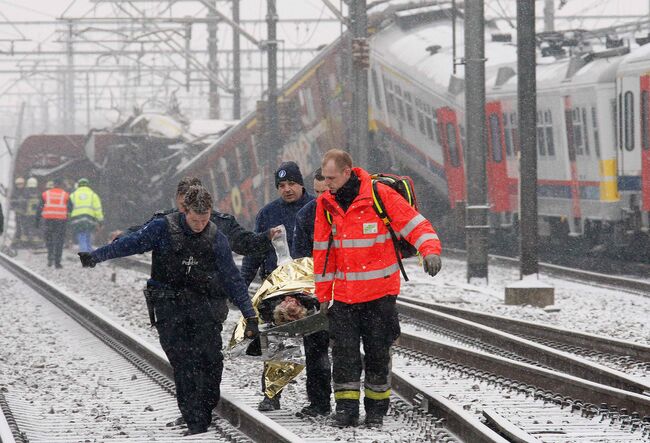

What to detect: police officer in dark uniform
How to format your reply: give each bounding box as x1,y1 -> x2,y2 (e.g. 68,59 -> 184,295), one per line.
78,186 -> 259,436
291,168 -> 332,417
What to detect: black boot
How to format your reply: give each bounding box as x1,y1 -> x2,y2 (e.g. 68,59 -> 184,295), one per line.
258,395 -> 280,411
297,403 -> 331,417
364,413 -> 383,428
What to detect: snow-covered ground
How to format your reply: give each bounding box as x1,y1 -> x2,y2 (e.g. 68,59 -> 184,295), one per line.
3,246 -> 649,442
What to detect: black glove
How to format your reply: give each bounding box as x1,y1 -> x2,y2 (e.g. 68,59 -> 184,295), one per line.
423,254 -> 441,277
244,316 -> 259,339
78,252 -> 97,268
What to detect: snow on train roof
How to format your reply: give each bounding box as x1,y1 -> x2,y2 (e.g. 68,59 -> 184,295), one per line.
617,42 -> 650,74
372,17 -> 517,95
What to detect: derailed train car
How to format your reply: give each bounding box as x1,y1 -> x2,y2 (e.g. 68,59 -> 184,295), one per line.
10,114 -> 211,235
173,3 -> 650,257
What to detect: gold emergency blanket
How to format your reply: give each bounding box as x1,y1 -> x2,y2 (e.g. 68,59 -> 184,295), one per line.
229,257 -> 316,398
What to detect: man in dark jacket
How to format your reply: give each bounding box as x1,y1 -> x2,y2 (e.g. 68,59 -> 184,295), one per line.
240,161 -> 314,287
241,161 -> 314,411
113,177 -> 278,256
289,168 -> 332,417
78,186 -> 259,436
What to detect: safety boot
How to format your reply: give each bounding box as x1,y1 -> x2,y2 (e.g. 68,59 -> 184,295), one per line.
297,403 -> 331,417
364,414 -> 383,428
257,395 -> 280,411
333,409 -> 359,427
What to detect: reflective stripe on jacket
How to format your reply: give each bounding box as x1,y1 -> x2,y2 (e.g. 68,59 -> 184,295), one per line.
313,167 -> 441,304
41,188 -> 69,220
70,186 -> 104,222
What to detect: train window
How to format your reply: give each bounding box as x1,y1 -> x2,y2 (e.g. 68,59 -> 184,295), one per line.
237,143 -> 252,178
394,85 -> 406,120
510,113 -> 519,155
216,157 -> 230,190
503,112 -> 513,156
425,115 -> 435,140
383,77 -> 395,115
404,91 -> 415,127
417,108 -> 426,135
591,107 -> 601,158
537,111 -> 546,156
544,111 -> 555,156
642,91 -> 649,151
371,69 -> 382,110
489,114 -> 503,162
624,91 -> 634,151
446,122 -> 460,167
581,108 -> 590,156
572,108 -> 584,155
433,113 -> 442,144
227,151 -> 240,182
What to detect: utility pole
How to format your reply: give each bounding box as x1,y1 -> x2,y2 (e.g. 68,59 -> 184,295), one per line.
350,0 -> 369,166
233,0 -> 241,119
544,0 -> 555,32
64,21 -> 75,133
207,1 -> 219,119
518,0 -> 538,278
266,0 -> 280,160
464,0 -> 488,281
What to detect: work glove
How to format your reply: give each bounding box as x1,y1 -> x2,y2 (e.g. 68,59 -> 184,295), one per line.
423,254 -> 442,277
244,316 -> 260,339
319,301 -> 330,315
78,252 -> 97,268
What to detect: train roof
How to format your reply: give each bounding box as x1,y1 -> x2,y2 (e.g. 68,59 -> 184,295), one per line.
617,41 -> 650,75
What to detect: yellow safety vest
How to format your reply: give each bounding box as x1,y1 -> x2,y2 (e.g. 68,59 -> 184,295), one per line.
69,186 -> 104,222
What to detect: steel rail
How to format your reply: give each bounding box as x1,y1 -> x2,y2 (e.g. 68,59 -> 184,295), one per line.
444,248 -> 650,294
0,252 -> 303,443
396,332 -> 650,417
396,300 -> 650,395
400,295 -> 650,362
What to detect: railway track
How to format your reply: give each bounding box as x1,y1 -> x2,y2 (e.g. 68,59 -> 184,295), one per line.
0,253 -> 499,442
445,248 -> 650,295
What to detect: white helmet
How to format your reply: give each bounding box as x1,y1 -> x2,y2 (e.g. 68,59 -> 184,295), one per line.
26,177 -> 38,188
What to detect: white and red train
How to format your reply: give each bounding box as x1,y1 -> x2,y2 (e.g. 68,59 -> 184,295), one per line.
174,3 -> 650,255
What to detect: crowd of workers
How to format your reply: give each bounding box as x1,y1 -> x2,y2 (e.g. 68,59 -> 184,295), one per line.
9,148 -> 441,436
4,176 -> 104,267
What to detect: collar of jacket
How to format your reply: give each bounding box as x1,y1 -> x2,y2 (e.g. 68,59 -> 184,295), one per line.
321,167 -> 373,218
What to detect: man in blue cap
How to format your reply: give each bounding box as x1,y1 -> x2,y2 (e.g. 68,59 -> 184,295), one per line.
240,161 -> 314,411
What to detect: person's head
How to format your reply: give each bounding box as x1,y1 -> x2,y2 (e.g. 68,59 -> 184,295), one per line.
273,296 -> 308,325
14,177 -> 25,189
313,168 -> 327,197
275,161 -> 304,203
45,181 -> 54,189
183,185 -> 212,233
26,177 -> 38,189
53,177 -> 65,188
77,178 -> 89,188
175,176 -> 203,211
321,149 -> 353,193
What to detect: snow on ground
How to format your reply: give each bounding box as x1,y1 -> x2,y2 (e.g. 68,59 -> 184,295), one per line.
4,246 -> 650,441
400,255 -> 650,345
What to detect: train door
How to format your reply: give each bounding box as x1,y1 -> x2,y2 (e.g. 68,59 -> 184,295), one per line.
563,96 -> 582,222
485,101 -> 510,212
436,107 -> 466,207
617,76 -> 641,197
640,76 -> 650,210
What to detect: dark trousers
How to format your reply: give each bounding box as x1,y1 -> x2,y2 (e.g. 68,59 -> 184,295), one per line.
260,330 -> 331,406
304,330 -> 331,407
329,296 -> 400,417
154,296 -> 225,432
43,219 -> 66,265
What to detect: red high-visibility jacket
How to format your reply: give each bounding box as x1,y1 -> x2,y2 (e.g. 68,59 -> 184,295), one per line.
41,188 -> 69,220
314,167 -> 441,304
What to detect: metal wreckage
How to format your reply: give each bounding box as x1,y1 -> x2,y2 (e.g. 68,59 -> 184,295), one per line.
229,255 -> 327,399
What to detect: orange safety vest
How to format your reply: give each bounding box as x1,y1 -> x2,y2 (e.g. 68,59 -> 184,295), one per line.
41,188 -> 69,220
313,167 -> 442,305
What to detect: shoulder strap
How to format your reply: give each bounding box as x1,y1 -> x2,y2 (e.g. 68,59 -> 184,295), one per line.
370,180 -> 409,281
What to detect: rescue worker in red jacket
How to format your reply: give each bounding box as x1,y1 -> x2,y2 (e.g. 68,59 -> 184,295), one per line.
314,149 -> 442,428
36,178 -> 72,268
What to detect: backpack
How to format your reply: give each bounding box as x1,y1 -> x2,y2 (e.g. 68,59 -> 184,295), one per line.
322,173 -> 419,281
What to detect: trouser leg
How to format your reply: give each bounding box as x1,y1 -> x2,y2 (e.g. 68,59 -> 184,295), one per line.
191,312 -> 224,428
360,296 -> 400,417
329,301 -> 361,415
53,222 -> 66,265
303,330 -> 331,408
44,222 -> 54,263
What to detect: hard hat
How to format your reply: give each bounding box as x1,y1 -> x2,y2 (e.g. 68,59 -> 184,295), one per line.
26,177 -> 38,188
77,178 -> 90,187
46,181 -> 54,189
14,177 -> 25,186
